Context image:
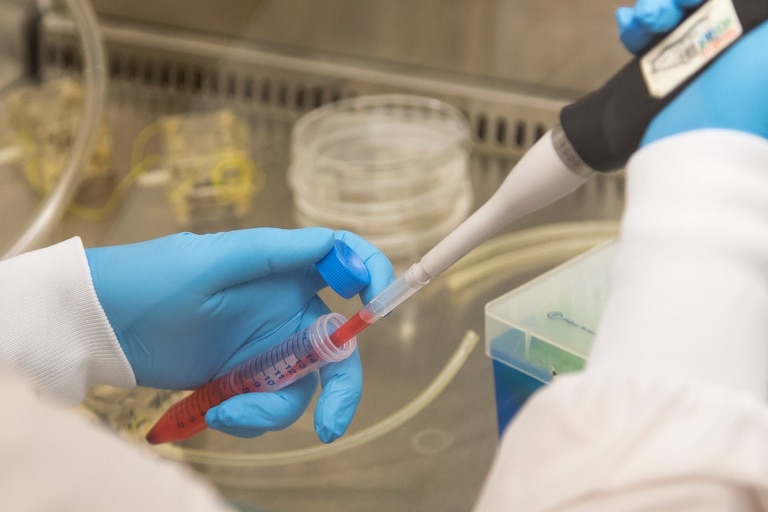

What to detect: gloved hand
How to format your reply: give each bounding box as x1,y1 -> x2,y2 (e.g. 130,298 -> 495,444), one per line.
616,0 -> 768,144
86,227 -> 393,442
616,0 -> 705,53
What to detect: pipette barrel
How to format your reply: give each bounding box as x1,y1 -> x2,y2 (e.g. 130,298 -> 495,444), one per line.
146,313 -> 356,445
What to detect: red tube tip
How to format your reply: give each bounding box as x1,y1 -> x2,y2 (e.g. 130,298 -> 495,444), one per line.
145,428 -> 164,445
329,311 -> 371,346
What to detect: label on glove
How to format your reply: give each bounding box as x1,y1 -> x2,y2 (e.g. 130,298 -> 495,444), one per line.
640,0 -> 742,98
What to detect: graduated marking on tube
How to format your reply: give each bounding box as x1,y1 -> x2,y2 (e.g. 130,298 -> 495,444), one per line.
641,0 -> 742,98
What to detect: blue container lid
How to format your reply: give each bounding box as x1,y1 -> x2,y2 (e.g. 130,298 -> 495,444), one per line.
316,240 -> 370,299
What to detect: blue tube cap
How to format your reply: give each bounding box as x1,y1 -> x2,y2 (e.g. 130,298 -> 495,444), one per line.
315,240 -> 371,299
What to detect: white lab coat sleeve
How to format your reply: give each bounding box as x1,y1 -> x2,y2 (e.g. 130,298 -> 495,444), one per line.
473,129 -> 768,511
0,368 -> 234,512
0,241 -> 232,511
0,237 -> 135,406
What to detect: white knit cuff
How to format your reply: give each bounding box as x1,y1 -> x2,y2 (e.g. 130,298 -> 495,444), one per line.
0,237 -> 135,406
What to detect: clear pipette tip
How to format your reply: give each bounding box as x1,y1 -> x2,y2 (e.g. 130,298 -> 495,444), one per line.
329,262 -> 431,346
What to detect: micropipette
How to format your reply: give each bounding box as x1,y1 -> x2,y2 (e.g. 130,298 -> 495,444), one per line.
146,312 -> 354,444
330,0 -> 768,346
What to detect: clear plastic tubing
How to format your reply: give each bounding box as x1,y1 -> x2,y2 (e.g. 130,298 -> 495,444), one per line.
3,0 -> 108,259
146,313 -> 356,445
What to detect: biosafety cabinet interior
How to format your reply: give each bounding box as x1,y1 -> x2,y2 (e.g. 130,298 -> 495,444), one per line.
0,1 -> 627,510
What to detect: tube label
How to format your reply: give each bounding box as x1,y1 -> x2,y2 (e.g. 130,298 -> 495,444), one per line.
640,0 -> 742,98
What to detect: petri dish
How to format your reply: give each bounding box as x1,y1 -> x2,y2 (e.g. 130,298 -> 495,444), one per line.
288,94 -> 472,258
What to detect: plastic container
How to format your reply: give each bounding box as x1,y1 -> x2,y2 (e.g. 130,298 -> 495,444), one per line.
161,109 -> 259,226
288,95 -> 472,258
484,239 -> 618,434
5,77 -> 114,193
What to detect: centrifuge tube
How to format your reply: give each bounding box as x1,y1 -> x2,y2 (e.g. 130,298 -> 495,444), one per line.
146,313 -> 356,445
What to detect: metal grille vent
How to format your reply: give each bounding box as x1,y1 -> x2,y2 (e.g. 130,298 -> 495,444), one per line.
39,12 -> 567,158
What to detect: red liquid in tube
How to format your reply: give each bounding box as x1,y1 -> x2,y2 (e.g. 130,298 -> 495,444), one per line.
146,313 -> 355,445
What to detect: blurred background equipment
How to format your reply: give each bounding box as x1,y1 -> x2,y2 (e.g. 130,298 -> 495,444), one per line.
160,109 -> 263,226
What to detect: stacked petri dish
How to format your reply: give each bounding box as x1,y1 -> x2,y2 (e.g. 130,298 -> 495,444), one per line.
288,95 -> 473,258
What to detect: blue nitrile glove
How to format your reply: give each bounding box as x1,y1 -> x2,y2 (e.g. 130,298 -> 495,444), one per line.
616,0 -> 705,54
86,228 -> 394,442
616,0 -> 768,144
